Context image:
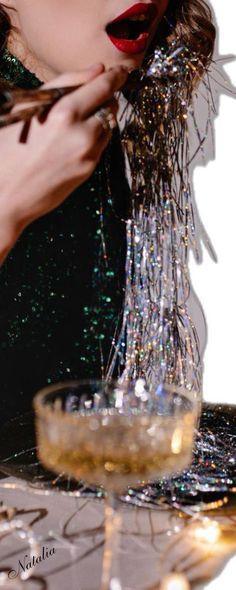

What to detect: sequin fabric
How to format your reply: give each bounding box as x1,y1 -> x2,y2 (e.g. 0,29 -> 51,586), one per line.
0,48 -> 129,424
0,47 -> 40,88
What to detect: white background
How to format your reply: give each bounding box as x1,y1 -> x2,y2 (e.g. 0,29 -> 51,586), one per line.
189,0 -> 236,403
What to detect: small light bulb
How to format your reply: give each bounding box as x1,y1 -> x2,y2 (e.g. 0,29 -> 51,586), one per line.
110,578 -> 122,590
160,573 -> 190,590
192,519 -> 221,545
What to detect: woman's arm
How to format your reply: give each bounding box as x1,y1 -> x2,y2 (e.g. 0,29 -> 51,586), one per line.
0,64 -> 128,264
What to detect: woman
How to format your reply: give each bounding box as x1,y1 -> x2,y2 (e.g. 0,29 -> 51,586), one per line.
0,1 -> 215,424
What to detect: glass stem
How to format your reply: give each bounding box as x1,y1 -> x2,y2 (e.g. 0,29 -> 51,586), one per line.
101,491 -> 122,590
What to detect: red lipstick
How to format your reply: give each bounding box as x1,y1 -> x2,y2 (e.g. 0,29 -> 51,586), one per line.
112,3 -> 157,23
106,3 -> 157,55
108,34 -> 149,55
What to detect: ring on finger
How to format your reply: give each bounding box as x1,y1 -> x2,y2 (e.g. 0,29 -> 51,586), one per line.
94,107 -> 117,132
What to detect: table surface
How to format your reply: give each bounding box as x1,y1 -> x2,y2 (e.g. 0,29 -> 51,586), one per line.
1,474 -> 236,590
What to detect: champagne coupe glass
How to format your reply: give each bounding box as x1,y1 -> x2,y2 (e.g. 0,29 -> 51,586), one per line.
33,379 -> 200,590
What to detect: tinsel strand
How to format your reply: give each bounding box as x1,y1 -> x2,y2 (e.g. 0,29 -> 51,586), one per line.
107,41 -> 212,393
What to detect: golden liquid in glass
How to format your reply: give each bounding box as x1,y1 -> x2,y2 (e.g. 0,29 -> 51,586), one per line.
36,410 -> 195,490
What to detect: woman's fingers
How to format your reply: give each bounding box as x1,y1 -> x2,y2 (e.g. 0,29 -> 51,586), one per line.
9,64 -> 105,121
7,65 -> 126,134
67,97 -> 118,171
41,63 -> 105,90
93,96 -> 119,133
52,65 -> 128,122
80,105 -> 117,155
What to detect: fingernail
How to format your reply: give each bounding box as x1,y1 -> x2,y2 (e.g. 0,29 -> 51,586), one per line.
87,63 -> 104,72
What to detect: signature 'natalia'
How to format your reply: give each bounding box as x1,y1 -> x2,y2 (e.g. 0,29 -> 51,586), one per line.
8,546 -> 56,579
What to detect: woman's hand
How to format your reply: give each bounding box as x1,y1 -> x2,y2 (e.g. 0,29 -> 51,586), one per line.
0,63 -> 128,263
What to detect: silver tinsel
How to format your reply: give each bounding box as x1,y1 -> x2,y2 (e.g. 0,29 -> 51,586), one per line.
107,41 -> 213,393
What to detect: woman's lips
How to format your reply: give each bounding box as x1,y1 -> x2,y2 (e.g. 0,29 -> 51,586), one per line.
107,33 -> 149,55
106,2 -> 157,55
111,2 -> 157,23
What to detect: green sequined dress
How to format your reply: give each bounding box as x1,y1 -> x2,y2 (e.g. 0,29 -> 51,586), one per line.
0,49 -> 129,424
